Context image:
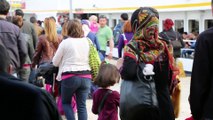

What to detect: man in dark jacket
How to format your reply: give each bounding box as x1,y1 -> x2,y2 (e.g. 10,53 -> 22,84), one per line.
0,45 -> 61,120
159,19 -> 185,58
0,0 -> 27,70
189,20 -> 213,119
15,9 -> 38,50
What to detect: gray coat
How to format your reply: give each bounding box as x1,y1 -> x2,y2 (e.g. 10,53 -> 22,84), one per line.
0,18 -> 27,69
22,33 -> 35,63
21,21 -> 38,49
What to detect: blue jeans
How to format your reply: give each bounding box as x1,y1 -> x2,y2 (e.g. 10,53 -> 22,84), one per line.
61,76 -> 91,120
99,50 -> 106,59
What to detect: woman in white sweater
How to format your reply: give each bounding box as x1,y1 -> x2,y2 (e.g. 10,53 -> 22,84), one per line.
52,19 -> 91,120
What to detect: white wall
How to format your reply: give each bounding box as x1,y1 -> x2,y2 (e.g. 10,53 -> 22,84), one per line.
24,0 -> 211,13
158,10 -> 213,33
72,0 -> 210,9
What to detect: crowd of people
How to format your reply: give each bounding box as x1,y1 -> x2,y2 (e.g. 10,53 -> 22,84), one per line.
1,0 -> 213,119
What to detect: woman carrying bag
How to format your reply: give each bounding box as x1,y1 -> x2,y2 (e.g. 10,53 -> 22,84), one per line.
118,7 -> 179,120
52,19 -> 94,120
32,17 -> 62,94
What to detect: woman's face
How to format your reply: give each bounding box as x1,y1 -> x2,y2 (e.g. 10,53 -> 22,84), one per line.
142,17 -> 159,41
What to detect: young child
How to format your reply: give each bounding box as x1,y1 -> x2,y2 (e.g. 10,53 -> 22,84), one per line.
92,61 -> 120,120
89,15 -> 99,34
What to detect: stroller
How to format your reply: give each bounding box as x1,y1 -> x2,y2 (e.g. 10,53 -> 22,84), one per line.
35,62 -> 77,114
32,62 -> 59,97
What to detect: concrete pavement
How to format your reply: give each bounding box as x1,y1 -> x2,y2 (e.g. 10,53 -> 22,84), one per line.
85,77 -> 191,120
62,59 -> 192,120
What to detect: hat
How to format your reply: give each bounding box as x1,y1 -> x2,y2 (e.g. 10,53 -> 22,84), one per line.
81,19 -> 90,27
163,18 -> 174,31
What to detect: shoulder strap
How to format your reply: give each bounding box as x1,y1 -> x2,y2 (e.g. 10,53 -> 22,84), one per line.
98,90 -> 112,114
122,34 -> 127,40
122,34 -> 128,45
127,43 -> 142,62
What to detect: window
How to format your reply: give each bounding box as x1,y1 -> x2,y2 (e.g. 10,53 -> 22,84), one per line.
162,20 -> 165,31
112,19 -> 117,28
188,20 -> 199,33
204,19 -> 213,30
175,20 -> 184,33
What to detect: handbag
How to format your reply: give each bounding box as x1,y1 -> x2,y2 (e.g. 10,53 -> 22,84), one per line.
87,38 -> 101,80
29,68 -> 44,87
170,40 -> 182,49
120,44 -> 159,120
163,32 -> 182,49
33,76 -> 44,88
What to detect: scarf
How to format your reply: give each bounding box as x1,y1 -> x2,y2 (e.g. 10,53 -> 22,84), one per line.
124,7 -> 164,63
124,7 -> 179,77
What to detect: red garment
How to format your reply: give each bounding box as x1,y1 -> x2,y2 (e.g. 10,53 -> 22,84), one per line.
92,89 -> 120,120
185,116 -> 194,120
163,18 -> 174,31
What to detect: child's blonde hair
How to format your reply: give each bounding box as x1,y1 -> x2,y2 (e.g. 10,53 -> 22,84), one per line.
89,15 -> 98,22
94,61 -> 120,88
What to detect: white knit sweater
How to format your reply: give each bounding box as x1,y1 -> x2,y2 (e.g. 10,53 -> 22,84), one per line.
52,37 -> 91,81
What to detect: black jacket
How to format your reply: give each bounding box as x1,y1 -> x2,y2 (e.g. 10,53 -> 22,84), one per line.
0,17 -> 27,69
190,27 -> 213,120
159,29 -> 185,58
0,72 -> 61,120
121,56 -> 175,120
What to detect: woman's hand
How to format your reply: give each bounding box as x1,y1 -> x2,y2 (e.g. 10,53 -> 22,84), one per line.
116,58 -> 124,70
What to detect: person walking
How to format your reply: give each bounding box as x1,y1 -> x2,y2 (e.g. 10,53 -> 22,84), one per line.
32,17 -> 62,91
117,20 -> 133,58
30,16 -> 44,37
92,62 -> 120,120
189,0 -> 213,118
52,19 -> 91,120
96,15 -> 114,59
81,19 -> 101,52
113,13 -> 129,45
15,9 -> 38,50
159,18 -> 185,59
0,0 -> 27,73
119,7 -> 177,120
11,16 -> 34,82
0,45 -> 61,120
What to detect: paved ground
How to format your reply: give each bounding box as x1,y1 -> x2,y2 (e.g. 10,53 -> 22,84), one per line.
63,59 -> 192,120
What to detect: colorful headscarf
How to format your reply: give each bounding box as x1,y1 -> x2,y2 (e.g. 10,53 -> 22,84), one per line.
124,7 -> 165,63
124,7 -> 179,78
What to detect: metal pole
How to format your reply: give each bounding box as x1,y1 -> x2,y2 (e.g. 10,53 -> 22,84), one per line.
69,0 -> 74,19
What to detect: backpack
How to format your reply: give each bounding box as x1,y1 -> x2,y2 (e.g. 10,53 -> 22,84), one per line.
113,23 -> 123,45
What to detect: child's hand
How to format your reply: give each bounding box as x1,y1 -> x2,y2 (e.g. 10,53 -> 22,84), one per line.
116,58 -> 123,70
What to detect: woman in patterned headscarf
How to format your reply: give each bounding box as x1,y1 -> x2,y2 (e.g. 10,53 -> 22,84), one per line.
119,7 -> 178,120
